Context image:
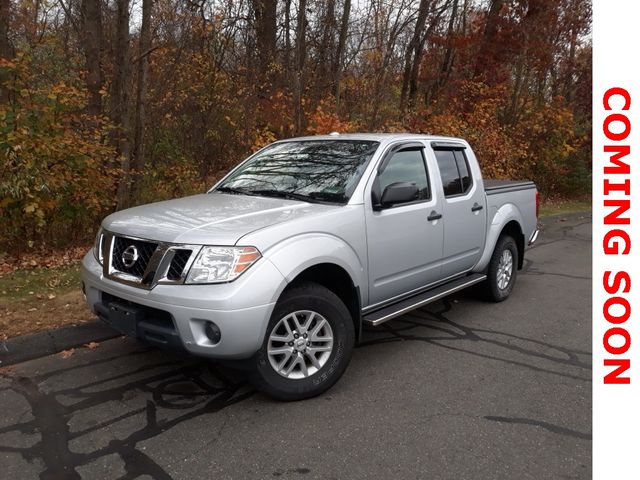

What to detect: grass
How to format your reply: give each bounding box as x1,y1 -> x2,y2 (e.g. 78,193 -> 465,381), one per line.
0,264 -> 81,301
539,198 -> 591,217
0,264 -> 93,339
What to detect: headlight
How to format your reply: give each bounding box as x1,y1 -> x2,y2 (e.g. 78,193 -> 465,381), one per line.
186,246 -> 261,284
93,229 -> 104,265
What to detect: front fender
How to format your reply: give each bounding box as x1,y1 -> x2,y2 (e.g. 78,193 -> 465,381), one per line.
474,203 -> 524,272
264,233 -> 367,304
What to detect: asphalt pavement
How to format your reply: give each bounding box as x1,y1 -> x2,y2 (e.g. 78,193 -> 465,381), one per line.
0,212 -> 592,480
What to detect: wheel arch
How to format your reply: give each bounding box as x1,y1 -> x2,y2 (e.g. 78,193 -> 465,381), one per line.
500,220 -> 525,270
474,203 -> 526,272
284,263 -> 362,342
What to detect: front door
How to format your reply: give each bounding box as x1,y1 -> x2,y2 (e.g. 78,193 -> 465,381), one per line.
365,144 -> 444,307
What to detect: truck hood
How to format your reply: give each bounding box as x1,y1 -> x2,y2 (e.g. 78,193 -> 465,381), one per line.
102,193 -> 336,245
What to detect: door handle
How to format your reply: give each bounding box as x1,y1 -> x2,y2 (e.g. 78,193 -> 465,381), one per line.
471,203 -> 484,212
427,211 -> 443,221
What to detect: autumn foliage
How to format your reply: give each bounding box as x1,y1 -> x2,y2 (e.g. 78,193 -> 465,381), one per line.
0,0 -> 591,253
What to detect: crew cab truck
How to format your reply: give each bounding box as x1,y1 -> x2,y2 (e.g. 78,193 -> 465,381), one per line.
82,134 -> 539,400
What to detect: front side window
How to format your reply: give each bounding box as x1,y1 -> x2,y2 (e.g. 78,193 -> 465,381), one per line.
434,149 -> 472,197
378,149 -> 430,201
215,140 -> 380,204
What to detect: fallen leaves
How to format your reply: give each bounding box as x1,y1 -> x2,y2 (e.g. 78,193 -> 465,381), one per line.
0,246 -> 90,275
58,342 -> 100,359
59,348 -> 75,359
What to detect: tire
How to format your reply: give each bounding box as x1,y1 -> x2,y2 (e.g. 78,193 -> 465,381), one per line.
483,235 -> 518,302
250,281 -> 355,401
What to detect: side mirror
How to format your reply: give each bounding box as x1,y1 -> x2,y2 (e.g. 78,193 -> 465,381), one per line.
380,182 -> 418,207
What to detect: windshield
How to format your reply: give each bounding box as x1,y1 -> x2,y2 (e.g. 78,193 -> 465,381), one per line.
214,140 -> 380,204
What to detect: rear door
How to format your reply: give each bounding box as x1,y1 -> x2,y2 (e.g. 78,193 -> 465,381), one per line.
430,143 -> 487,277
364,143 -> 444,306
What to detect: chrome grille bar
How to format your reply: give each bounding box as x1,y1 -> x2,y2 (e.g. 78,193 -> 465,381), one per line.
102,231 -> 200,289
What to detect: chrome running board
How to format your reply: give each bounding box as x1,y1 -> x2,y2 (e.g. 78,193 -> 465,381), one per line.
363,273 -> 487,326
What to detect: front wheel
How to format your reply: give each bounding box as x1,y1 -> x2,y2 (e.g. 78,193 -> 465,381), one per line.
250,282 -> 355,401
483,235 -> 519,302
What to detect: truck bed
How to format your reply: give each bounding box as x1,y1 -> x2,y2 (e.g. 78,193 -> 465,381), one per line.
484,179 -> 536,195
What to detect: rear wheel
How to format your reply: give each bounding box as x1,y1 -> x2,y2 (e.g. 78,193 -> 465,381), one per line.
250,282 -> 355,401
483,235 -> 518,302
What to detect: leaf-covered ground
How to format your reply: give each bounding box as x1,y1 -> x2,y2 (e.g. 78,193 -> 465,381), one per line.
0,264 -> 93,340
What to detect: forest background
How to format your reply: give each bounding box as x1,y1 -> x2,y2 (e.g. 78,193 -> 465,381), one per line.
0,0 -> 591,255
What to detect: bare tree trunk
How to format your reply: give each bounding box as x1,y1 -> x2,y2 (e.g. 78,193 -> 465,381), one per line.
130,0 -> 152,202
408,1 -> 448,110
251,0 -> 277,85
316,0 -> 335,98
563,18 -> 578,103
473,0 -> 504,79
284,0 -> 292,76
438,0 -> 458,89
506,0 -> 545,121
400,0 -> 430,112
0,0 -> 13,104
80,0 -> 103,116
332,0 -> 350,102
294,0 -> 307,134
113,0 -> 131,209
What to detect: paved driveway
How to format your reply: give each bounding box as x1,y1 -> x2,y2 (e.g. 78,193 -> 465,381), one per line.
0,213 -> 592,480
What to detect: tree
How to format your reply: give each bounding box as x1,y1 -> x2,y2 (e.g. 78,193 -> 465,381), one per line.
0,0 -> 13,104
131,0 -> 153,199
473,0 -> 505,80
400,0 -> 430,112
80,0 -> 103,116
0,0 -> 594,253
294,0 -> 307,134
332,0 -> 351,102
252,0 -> 277,84
113,0 -> 132,209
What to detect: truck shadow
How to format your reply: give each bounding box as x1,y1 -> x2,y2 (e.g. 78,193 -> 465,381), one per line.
0,293 -> 590,479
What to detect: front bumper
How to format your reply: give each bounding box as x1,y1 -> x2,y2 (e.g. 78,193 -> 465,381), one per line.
81,251 -> 286,359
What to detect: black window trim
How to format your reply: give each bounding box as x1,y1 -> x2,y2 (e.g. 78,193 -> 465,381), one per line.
432,144 -> 474,199
372,141 -> 433,210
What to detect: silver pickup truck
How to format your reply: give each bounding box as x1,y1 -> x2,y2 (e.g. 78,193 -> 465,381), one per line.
82,133 -> 538,400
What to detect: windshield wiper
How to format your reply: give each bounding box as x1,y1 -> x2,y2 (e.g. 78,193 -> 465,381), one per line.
249,189 -> 348,205
218,187 -> 345,204
306,191 -> 348,204
248,189 -> 318,203
215,186 -> 256,196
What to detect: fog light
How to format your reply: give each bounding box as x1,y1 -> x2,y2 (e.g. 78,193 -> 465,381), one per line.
204,321 -> 221,344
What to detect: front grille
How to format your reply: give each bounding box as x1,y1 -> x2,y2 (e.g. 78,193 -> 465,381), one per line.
167,249 -> 192,281
111,236 -> 159,278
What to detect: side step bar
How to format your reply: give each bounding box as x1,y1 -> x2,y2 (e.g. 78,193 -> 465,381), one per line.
363,273 -> 487,327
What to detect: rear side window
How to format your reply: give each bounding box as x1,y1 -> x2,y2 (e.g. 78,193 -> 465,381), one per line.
454,150 -> 472,192
379,149 -> 430,200
434,149 -> 473,197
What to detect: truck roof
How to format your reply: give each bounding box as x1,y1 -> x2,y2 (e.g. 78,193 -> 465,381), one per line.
277,133 -> 465,143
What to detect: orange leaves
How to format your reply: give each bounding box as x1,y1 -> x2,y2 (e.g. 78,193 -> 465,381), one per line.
0,48 -> 117,252
306,101 -> 360,135
59,348 -> 76,359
